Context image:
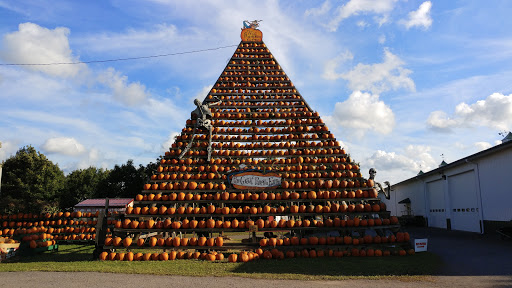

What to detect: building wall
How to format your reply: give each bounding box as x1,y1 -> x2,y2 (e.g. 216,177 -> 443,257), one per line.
384,144 -> 512,233
383,180 -> 425,217
477,147 -> 512,222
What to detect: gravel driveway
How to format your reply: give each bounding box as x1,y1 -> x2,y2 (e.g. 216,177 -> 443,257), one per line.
407,227 -> 512,276
1,271 -> 511,288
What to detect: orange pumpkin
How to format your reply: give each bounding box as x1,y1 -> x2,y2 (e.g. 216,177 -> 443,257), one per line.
228,253 -> 238,262
123,237 -> 132,247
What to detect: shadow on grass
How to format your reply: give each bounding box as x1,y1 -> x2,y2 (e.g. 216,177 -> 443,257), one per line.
11,244 -> 95,263
231,253 -> 442,277
2,244 -> 443,280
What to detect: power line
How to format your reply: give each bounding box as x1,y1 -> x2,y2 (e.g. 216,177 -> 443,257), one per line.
0,44 -> 239,66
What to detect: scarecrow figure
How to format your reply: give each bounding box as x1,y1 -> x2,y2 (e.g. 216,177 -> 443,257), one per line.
369,168 -> 391,200
179,97 -> 222,161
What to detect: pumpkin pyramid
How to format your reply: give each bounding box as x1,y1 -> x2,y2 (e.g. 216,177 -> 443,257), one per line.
111,25 -> 409,260
156,27 -> 368,199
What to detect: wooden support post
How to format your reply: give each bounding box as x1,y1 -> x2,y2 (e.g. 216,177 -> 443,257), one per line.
92,198 -> 109,259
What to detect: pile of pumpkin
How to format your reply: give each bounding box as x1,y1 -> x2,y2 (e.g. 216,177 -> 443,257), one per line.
134,189 -> 379,204
105,235 -> 224,248
0,236 -> 18,244
257,232 -> 410,247
99,247 -> 414,262
19,231 -> 57,249
2,211 -> 102,246
99,250 -> 227,261
143,172 -> 368,187
1,211 -> 101,230
126,201 -> 385,216
112,216 -> 397,231
252,247 -> 415,259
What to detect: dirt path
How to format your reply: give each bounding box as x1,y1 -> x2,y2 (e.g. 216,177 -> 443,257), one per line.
1,272 -> 511,288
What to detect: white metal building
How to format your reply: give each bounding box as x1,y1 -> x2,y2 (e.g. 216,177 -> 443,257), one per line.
382,134 -> 512,234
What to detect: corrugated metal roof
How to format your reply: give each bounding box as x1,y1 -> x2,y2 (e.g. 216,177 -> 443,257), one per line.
74,198 -> 133,207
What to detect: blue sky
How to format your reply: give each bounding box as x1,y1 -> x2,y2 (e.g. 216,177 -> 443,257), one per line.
1,0 -> 511,184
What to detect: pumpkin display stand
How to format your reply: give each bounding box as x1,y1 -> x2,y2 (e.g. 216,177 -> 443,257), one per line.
0,241 -> 20,262
102,24 -> 414,261
1,211 -> 100,259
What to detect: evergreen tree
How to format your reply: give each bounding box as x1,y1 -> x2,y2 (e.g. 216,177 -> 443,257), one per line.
59,167 -> 109,210
0,146 -> 65,213
98,159 -> 153,199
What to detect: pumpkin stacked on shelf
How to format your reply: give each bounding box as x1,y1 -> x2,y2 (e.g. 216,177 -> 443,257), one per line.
103,28 -> 413,261
1,211 -> 101,255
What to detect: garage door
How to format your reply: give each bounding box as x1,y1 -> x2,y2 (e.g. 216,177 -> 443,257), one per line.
427,179 -> 446,229
448,171 -> 481,233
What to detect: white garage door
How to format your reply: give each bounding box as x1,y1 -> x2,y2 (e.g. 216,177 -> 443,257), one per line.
448,171 -> 481,233
427,179 -> 446,229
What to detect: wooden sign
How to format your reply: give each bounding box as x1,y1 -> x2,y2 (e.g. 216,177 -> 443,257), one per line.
228,170 -> 281,190
241,28 -> 263,42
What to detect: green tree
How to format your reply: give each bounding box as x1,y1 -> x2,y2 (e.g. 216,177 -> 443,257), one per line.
0,146 -> 65,214
98,159 -> 153,199
59,167 -> 110,210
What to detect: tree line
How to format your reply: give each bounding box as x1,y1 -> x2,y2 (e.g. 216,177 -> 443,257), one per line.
0,146 -> 157,214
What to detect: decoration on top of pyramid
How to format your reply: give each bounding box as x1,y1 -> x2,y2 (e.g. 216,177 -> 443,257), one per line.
241,20 -> 263,42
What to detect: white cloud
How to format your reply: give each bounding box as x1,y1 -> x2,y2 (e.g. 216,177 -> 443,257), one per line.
404,144 -> 436,168
0,140 -> 19,162
1,23 -> 152,108
367,150 -> 411,170
327,0 -> 398,31
378,35 -> 386,44
474,141 -> 492,151
337,140 -> 349,152
322,50 -> 354,80
77,23 -> 179,53
0,2 -> 29,15
4,109 -> 101,135
327,91 -> 395,137
357,20 -> 368,28
305,0 -> 331,17
75,148 -> 107,170
161,132 -> 180,152
98,67 -> 149,106
400,1 -> 433,30
142,97 -> 187,124
427,93 -> 512,132
0,22 -> 86,78
366,144 -> 436,176
324,48 -> 415,94
426,111 -> 458,132
193,85 -> 213,102
374,15 -> 390,27
42,137 -> 86,156
454,142 -> 467,150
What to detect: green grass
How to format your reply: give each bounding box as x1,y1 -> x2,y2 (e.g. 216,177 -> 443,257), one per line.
0,244 -> 442,281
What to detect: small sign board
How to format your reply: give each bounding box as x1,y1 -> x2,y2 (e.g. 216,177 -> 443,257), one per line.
228,169 -> 282,190
414,238 -> 428,252
248,225 -> 258,232
241,28 -> 263,42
